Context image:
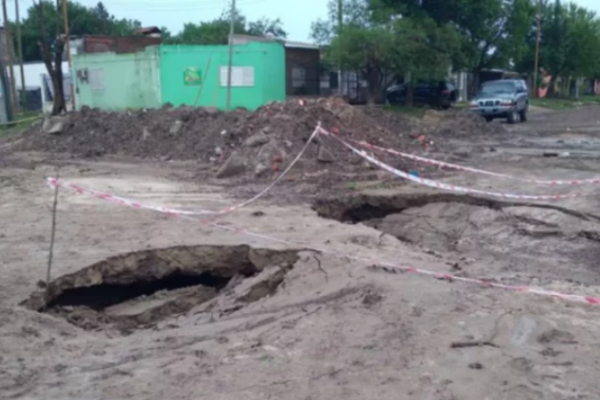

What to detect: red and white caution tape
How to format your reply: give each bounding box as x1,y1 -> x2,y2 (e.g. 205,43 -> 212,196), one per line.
320,128 -> 590,201
46,178 -> 600,306
348,137 -> 600,186
47,125 -> 322,216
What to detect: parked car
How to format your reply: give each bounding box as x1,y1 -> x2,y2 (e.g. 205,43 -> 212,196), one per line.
470,79 -> 529,124
386,81 -> 459,109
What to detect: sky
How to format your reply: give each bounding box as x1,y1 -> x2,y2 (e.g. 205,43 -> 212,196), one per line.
10,0 -> 600,43
56,0 -> 329,42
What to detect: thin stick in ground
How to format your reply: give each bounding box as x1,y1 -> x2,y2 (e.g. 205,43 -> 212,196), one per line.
46,171 -> 60,288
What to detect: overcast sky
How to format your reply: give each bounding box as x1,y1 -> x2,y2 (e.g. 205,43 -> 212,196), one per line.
11,0 -> 600,42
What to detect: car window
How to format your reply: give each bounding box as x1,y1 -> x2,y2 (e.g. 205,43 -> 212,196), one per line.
480,82 -> 516,94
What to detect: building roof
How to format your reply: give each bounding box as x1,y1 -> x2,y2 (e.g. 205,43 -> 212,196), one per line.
134,27 -> 162,35
283,40 -> 319,50
229,34 -> 319,50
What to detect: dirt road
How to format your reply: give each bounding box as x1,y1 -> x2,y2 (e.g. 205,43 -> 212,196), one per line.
2,106 -> 600,399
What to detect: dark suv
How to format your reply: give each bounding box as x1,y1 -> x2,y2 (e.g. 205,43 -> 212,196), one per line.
470,79 -> 529,123
386,81 -> 459,109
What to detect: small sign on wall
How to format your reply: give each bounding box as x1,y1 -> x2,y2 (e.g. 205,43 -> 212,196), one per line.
219,66 -> 255,87
184,67 -> 202,86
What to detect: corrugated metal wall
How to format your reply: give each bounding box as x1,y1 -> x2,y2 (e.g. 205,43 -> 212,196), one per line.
159,42 -> 285,110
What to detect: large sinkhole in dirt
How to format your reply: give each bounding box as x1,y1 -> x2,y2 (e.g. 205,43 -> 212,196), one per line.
313,192 -> 600,285
23,245 -> 301,332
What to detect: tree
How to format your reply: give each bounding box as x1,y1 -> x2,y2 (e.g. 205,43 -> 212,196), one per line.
32,0 -> 66,115
373,0 -> 536,86
19,1 -> 142,114
312,0 -> 460,104
167,10 -> 287,45
17,1 -> 141,62
516,0 -> 600,96
247,17 -> 287,38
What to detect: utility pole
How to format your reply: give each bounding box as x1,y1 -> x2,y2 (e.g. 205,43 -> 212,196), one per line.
533,0 -> 542,98
15,0 -> 26,112
2,0 -> 18,113
226,0 -> 236,111
337,0 -> 343,96
61,0 -> 75,110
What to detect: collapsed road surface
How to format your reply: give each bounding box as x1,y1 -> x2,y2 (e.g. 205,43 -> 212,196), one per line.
1,102 -> 600,399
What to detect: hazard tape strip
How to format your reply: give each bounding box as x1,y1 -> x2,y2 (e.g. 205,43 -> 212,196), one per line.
47,125 -> 321,216
319,128 -> 590,201
47,178 -> 600,306
347,137 -> 600,186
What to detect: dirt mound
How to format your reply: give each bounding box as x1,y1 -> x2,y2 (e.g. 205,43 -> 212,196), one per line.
12,99 -> 502,180
419,109 -> 506,136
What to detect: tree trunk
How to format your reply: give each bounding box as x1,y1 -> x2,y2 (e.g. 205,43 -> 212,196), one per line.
39,38 -> 66,115
36,1 -> 66,116
546,75 -> 558,97
405,71 -> 413,106
52,37 -> 65,115
405,84 -> 414,106
365,66 -> 381,105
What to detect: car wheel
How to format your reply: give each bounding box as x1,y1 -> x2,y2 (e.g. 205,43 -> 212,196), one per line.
519,108 -> 528,122
485,116 -> 493,122
507,110 -> 518,124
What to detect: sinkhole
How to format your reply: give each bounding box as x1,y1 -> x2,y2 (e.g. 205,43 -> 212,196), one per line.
312,191 -> 600,285
23,244 -> 301,332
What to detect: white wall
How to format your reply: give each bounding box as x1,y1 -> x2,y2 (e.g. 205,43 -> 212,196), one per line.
6,61 -> 70,89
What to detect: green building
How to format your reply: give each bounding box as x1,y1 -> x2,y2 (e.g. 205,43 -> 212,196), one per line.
71,41 -> 286,111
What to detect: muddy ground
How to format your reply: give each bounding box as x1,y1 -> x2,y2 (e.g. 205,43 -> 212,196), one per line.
2,106 -> 600,399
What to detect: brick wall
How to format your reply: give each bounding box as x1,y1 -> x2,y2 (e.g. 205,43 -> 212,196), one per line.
83,36 -> 161,54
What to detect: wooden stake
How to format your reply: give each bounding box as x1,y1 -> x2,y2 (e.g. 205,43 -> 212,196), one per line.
46,171 -> 60,287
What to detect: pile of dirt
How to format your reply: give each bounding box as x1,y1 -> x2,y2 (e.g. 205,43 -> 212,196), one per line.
418,109 -> 507,136
12,98 -> 502,180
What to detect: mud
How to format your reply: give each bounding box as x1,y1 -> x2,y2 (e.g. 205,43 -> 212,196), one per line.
24,245 -> 302,332
312,191 -> 599,222
315,192 -> 600,286
3,105 -> 600,399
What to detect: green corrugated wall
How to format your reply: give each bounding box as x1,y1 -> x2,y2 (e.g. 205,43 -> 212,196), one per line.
159,42 -> 286,110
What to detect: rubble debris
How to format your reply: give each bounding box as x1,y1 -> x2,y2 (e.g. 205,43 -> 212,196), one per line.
13,99 -> 505,181
216,151 -> 246,179
41,116 -> 66,135
244,131 -> 269,147
317,145 -> 335,163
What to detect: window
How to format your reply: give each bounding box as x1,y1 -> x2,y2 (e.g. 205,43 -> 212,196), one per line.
219,66 -> 255,87
292,67 -> 306,88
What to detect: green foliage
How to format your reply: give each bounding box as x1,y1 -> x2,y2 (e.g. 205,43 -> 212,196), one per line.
312,0 -> 461,103
514,0 -> 600,88
373,0 -> 535,73
165,9 -> 287,45
16,1 -> 141,62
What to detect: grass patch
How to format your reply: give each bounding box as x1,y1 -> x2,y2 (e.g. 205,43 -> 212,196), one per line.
530,95 -> 600,110
0,111 -> 43,136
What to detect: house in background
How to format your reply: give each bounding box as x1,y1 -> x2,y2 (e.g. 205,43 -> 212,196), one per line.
134,26 -> 162,38
230,34 -> 335,99
0,31 -> 162,114
69,33 -> 162,56
71,40 -> 286,111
